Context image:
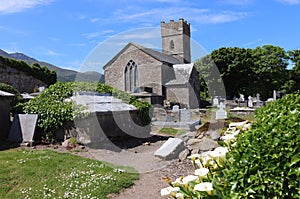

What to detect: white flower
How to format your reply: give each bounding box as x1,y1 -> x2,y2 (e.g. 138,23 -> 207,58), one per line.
160,186 -> 180,196
172,175 -> 198,185
188,154 -> 200,160
229,121 -> 248,128
194,159 -> 203,168
214,147 -> 228,155
194,168 -> 209,177
221,134 -> 236,143
176,192 -> 184,199
194,182 -> 214,192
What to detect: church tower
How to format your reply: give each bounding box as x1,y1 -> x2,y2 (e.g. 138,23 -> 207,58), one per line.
161,18 -> 191,63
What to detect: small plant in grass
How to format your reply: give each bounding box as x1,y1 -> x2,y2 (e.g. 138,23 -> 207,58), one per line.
0,149 -> 138,199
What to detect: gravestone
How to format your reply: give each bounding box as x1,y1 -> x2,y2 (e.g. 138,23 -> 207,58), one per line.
216,102 -> 227,120
154,138 -> 185,160
179,109 -> 191,122
248,95 -> 253,108
172,105 -> 180,112
273,90 -> 277,101
8,114 -> 38,143
213,97 -> 219,107
256,93 -> 261,107
239,94 -> 245,101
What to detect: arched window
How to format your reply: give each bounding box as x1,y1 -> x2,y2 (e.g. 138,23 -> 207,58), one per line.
124,60 -> 138,92
170,40 -> 174,50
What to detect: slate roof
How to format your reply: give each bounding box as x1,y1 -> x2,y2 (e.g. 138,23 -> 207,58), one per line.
166,63 -> 194,85
103,42 -> 183,69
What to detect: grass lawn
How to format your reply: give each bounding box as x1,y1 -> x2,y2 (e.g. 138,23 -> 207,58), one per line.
0,148 -> 138,199
158,127 -> 185,136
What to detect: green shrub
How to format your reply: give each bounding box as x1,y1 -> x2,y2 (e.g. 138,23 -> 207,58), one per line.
222,93 -> 300,198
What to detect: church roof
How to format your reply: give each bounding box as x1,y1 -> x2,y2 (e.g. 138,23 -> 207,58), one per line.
103,42 -> 183,69
166,63 -> 194,85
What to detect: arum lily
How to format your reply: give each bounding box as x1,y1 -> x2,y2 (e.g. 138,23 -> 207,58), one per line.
194,168 -> 209,177
160,186 -> 180,196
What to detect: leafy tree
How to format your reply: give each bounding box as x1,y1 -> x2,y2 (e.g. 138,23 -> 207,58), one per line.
196,47 -> 254,99
288,50 -> 300,92
252,45 -> 289,100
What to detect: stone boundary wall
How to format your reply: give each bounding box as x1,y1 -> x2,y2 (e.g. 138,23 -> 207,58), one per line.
0,64 -> 47,93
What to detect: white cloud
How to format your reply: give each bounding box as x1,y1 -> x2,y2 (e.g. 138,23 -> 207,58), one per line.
113,7 -> 248,24
83,30 -> 115,39
0,0 -> 53,14
276,0 -> 300,4
217,0 -> 253,5
44,49 -> 61,56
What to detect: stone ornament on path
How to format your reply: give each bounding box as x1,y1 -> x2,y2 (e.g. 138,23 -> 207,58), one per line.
8,114 -> 38,143
216,102 -> 227,120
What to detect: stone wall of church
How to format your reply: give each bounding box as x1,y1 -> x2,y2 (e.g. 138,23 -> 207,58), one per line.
104,44 -> 164,95
166,86 -> 189,108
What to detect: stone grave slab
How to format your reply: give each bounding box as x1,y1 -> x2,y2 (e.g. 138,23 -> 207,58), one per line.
179,109 -> 191,122
8,114 -> 38,143
154,138 -> 185,160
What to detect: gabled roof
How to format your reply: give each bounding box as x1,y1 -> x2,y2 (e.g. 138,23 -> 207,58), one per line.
103,42 -> 183,69
166,63 -> 194,85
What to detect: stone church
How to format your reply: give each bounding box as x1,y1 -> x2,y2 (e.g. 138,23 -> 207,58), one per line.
104,19 -> 200,108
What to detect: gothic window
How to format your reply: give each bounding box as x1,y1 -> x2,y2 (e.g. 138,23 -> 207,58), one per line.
124,60 -> 138,92
170,40 -> 174,50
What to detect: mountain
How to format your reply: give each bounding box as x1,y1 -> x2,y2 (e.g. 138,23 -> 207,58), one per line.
0,49 -> 104,82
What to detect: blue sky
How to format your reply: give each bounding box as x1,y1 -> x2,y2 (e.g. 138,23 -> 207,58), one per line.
0,0 -> 299,74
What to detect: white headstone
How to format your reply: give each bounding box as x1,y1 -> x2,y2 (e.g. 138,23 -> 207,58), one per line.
8,114 -> 38,143
213,97 -> 219,107
256,93 -> 261,106
273,90 -> 277,101
248,95 -> 253,108
239,94 -> 245,101
172,105 -> 180,112
179,109 -> 191,122
216,102 -> 227,120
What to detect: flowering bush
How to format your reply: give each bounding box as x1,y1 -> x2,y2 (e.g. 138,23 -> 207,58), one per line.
161,121 -> 251,199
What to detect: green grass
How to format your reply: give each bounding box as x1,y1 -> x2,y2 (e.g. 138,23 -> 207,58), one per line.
0,149 -> 138,199
158,127 -> 185,136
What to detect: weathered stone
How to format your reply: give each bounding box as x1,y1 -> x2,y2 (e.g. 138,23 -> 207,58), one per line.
179,148 -> 190,161
186,138 -> 202,147
62,139 -> 70,148
8,114 -> 38,143
207,131 -> 221,141
154,138 -> 185,160
198,138 -> 219,152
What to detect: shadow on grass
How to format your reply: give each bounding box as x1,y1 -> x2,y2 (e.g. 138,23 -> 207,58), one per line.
0,140 -> 20,151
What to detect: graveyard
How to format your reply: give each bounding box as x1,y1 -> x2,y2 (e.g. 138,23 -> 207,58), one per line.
1,79 -> 298,198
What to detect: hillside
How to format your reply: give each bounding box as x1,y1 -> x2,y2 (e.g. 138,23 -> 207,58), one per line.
0,49 -> 104,82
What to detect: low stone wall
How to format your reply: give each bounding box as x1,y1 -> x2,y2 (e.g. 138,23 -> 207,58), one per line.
55,110 -> 151,147
0,65 -> 47,93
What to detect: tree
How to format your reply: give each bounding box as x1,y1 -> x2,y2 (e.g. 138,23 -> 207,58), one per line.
252,45 -> 289,100
288,50 -> 300,92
